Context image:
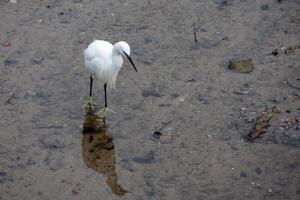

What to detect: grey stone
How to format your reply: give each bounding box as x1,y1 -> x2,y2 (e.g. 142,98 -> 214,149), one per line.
228,59 -> 254,73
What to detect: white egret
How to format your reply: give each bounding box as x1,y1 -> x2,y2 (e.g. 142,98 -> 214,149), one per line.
84,40 -> 137,115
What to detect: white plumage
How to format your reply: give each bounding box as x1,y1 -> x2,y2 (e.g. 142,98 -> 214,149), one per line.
83,40 -> 137,112
85,40 -> 122,89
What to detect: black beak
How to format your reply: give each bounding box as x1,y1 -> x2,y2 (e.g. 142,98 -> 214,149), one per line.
123,51 -> 137,72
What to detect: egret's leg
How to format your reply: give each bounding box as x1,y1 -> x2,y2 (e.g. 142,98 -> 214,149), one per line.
104,83 -> 107,108
98,83 -> 115,116
90,76 -> 93,97
83,76 -> 96,110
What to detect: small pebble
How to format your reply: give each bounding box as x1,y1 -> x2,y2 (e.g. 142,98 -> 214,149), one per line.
271,49 -> 279,56
2,41 -> 11,47
4,59 -> 17,66
144,37 -> 152,44
255,168 -> 262,175
186,78 -> 196,82
228,59 -> 254,73
30,57 -> 44,64
171,93 -> 179,98
261,4 -> 269,11
240,171 -> 247,177
269,188 -> 273,193
198,96 -> 209,104
152,131 -> 162,140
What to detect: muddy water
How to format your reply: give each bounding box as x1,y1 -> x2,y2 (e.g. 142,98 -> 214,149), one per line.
1,0 -> 300,200
82,110 -> 127,196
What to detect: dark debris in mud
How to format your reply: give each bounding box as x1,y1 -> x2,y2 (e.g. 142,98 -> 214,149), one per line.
44,152 -> 64,171
0,171 -> 12,184
230,104 -> 300,147
261,4 -> 269,11
5,91 -> 15,104
72,183 -> 82,195
132,150 -> 156,164
240,171 -> 247,178
38,135 -> 69,150
271,44 -> 300,56
142,90 -> 162,98
247,107 -> 279,142
198,94 -> 210,104
3,58 -> 17,66
152,131 -> 162,140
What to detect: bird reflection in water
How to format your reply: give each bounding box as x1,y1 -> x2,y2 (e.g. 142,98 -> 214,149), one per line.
82,110 -> 127,196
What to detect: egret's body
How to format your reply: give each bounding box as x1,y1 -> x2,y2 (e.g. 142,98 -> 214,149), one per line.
84,40 -> 137,114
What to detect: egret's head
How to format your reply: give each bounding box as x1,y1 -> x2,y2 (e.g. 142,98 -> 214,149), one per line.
115,41 -> 137,72
119,41 -> 131,56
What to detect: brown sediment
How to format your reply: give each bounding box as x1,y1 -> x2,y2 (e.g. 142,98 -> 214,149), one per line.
82,110 -> 127,196
247,107 -> 280,142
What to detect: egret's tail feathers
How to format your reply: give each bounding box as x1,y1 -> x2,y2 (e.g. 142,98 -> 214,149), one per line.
110,75 -> 117,90
109,71 -> 120,90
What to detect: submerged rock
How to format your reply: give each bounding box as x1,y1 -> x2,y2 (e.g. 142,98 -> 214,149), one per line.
152,131 -> 162,140
261,4 -> 269,11
132,151 -> 156,164
4,59 -> 17,66
142,90 -> 162,97
228,59 -> 254,73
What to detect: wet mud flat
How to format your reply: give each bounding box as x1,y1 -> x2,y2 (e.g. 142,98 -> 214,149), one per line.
0,0 -> 300,200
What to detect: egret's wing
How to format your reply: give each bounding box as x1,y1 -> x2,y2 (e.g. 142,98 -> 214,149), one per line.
84,40 -> 113,75
84,55 -> 100,74
86,40 -> 113,60
92,58 -> 116,86
84,40 -> 115,85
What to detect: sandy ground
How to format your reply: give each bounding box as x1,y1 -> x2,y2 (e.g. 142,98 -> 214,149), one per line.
0,0 -> 300,199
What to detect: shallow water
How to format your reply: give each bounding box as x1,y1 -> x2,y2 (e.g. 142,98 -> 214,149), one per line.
1,0 -> 300,199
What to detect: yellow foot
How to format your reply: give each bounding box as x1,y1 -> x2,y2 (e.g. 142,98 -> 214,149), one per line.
82,96 -> 97,110
97,107 -> 116,117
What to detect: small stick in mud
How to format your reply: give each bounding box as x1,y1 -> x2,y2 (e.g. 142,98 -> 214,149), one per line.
193,23 -> 198,44
5,91 -> 15,104
286,80 -> 300,90
158,120 -> 172,131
